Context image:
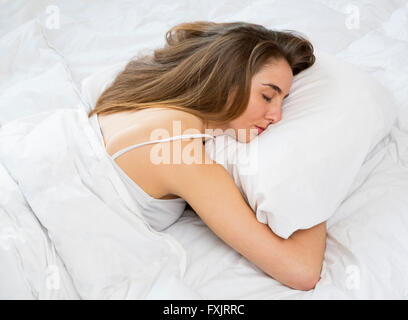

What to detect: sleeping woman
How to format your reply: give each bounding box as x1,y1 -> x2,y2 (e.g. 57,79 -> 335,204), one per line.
88,21 -> 326,291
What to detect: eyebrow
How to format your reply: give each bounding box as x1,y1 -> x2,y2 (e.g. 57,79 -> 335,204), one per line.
262,83 -> 289,99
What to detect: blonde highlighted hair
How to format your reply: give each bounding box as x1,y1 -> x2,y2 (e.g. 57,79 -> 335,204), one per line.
88,21 -> 315,127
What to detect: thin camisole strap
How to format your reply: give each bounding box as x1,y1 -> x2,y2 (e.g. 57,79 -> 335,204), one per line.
111,133 -> 215,160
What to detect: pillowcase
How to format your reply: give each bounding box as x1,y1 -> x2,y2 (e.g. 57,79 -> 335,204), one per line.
81,52 -> 397,239
204,51 -> 397,238
81,61 -> 128,113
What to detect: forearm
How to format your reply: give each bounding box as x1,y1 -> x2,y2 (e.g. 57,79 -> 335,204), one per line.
283,221 -> 327,290
265,221 -> 326,291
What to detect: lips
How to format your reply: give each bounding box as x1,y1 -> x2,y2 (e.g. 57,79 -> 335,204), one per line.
255,126 -> 265,135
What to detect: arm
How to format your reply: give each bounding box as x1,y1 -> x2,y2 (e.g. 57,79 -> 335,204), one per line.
285,221 -> 326,289
159,140 -> 326,290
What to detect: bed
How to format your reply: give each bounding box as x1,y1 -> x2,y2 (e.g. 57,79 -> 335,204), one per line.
1,0 -> 407,299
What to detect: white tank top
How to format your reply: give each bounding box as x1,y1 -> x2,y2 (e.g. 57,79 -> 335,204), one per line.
90,113 -> 214,231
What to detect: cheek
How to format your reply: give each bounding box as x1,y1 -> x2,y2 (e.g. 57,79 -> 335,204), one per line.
228,99 -> 262,129
245,101 -> 264,120
237,111 -> 255,127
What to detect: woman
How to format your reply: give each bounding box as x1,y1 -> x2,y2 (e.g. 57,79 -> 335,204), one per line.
88,21 -> 326,291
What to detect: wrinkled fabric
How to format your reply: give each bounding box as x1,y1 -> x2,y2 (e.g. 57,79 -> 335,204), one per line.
1,0 -> 408,299
0,108 -> 201,299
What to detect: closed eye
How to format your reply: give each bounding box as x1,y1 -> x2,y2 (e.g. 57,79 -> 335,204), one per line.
262,94 -> 271,102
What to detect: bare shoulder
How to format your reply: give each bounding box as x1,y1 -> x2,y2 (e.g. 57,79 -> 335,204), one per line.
103,107 -> 204,155
100,107 -> 209,200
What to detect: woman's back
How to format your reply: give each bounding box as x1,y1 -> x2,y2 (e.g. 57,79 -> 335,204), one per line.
97,107 -> 210,200
93,107 -> 214,231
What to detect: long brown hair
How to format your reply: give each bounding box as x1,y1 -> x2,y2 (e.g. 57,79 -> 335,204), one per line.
88,21 -> 315,127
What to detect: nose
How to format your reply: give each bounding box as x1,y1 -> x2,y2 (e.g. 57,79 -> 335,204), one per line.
265,100 -> 283,124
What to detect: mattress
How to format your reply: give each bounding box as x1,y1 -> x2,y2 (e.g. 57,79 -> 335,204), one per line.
1,0 -> 407,299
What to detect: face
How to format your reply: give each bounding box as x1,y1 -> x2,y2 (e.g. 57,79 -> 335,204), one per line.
226,58 -> 293,143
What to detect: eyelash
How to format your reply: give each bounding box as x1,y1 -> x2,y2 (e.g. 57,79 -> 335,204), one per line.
262,94 -> 272,102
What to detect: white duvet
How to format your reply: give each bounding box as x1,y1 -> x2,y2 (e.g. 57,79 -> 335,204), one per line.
1,0 -> 408,299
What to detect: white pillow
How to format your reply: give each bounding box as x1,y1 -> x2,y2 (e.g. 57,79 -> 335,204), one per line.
204,51 -> 397,238
81,61 -> 128,113
81,52 -> 397,239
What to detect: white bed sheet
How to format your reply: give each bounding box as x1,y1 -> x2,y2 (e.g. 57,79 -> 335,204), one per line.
1,0 -> 408,299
